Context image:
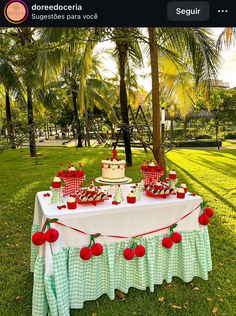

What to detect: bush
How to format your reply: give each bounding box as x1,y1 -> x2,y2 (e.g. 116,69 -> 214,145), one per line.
222,132 -> 236,140
166,139 -> 222,147
195,134 -> 212,140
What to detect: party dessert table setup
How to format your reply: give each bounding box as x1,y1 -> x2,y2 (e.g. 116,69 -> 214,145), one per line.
31,150 -> 214,316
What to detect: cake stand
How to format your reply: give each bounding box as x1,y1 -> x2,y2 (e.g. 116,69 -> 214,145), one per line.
95,177 -> 132,185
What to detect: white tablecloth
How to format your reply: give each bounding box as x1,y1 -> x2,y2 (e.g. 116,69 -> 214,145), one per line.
34,184 -> 203,249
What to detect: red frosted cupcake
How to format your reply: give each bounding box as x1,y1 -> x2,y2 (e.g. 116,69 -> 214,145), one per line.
67,196 -> 77,209
180,182 -> 188,193
177,188 -> 185,199
127,191 -> 136,204
169,170 -> 177,180
52,176 -> 62,188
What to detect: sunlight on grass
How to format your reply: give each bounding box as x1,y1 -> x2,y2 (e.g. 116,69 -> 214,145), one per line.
10,181 -> 41,205
222,141 -> 236,147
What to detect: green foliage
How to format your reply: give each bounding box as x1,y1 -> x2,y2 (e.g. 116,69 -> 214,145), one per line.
170,139 -> 222,147
195,134 -> 212,140
222,131 -> 236,139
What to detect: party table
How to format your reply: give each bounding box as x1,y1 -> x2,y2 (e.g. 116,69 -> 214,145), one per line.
31,184 -> 212,316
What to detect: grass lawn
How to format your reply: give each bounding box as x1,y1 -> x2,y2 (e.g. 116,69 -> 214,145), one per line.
0,147 -> 235,316
222,140 -> 236,147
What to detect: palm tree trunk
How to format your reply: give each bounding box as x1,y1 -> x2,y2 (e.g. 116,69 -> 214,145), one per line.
170,116 -> 174,142
117,43 -> 132,166
5,88 -> 16,149
215,118 -> 220,150
72,91 -> 83,147
148,27 -> 164,166
183,119 -> 187,140
84,97 -> 90,147
27,84 -> 37,157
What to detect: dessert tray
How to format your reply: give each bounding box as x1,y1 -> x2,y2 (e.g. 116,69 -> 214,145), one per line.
76,197 -> 109,206
145,191 -> 170,199
145,182 -> 171,199
75,186 -> 111,206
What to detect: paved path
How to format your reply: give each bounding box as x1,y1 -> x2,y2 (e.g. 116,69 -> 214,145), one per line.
22,138 -> 236,150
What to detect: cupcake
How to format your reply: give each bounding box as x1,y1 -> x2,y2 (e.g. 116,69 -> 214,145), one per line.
169,170 -> 177,180
127,191 -> 136,204
68,166 -> 76,172
180,182 -> 188,193
52,176 -> 62,189
177,188 -> 185,199
67,196 -> 77,209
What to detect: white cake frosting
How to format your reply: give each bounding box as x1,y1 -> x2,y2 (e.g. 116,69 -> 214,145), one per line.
128,191 -> 135,198
68,166 -> 76,171
177,188 -> 185,193
53,176 -> 61,182
149,162 -> 155,167
67,196 -> 76,203
101,158 -> 126,180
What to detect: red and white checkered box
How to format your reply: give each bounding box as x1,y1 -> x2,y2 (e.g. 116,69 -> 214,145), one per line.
141,170 -> 164,186
62,176 -> 85,196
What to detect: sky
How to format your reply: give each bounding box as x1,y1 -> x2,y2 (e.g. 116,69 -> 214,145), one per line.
211,27 -> 236,88
97,27 -> 236,91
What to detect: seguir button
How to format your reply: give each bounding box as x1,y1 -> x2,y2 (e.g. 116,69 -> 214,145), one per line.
167,1 -> 209,21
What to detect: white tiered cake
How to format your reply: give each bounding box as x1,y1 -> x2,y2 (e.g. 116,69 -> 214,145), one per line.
96,149 -> 131,184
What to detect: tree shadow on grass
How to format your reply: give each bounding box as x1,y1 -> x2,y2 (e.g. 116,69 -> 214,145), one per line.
176,155 -> 236,179
166,157 -> 236,212
200,149 -> 236,161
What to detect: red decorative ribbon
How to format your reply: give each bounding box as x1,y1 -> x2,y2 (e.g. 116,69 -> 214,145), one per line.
43,203 -> 202,239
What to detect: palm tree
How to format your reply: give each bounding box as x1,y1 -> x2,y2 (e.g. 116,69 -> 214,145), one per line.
148,28 -> 162,163
217,27 -> 236,49
112,28 -> 143,166
4,27 -> 39,157
0,32 -> 26,149
148,27 -> 219,164
0,56 -> 20,149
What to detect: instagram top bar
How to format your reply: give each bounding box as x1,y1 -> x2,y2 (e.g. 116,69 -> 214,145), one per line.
0,0 -> 235,27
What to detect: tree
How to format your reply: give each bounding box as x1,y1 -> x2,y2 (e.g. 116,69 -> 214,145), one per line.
148,28 -> 162,164
0,36 -> 24,149
112,28 -> 143,166
207,88 -> 236,149
148,27 -> 219,164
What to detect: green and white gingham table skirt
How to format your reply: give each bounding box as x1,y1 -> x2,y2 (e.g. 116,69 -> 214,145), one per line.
31,225 -> 212,316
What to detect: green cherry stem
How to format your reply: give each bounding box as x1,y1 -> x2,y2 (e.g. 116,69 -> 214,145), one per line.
88,235 -> 94,248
